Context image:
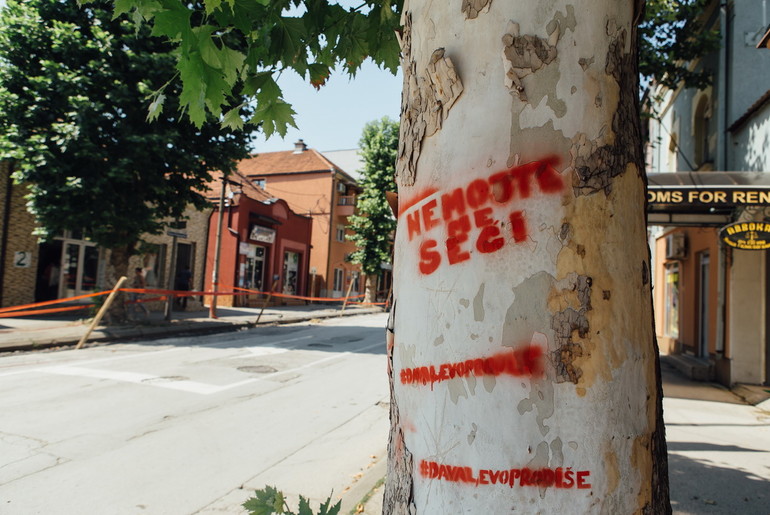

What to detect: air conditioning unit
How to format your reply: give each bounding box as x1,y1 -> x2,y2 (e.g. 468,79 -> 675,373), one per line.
665,233 -> 687,260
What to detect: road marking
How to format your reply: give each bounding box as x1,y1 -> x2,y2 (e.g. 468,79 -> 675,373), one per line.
32,340 -> 384,395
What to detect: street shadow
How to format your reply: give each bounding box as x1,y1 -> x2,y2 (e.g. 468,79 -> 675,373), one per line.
667,441 -> 767,453
123,316 -> 389,356
668,448 -> 770,514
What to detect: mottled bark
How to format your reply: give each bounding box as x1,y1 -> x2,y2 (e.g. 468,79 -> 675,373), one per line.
388,1 -> 669,513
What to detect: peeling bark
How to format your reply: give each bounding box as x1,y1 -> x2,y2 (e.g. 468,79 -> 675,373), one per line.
397,13 -> 464,186
572,25 -> 643,196
461,0 -> 492,20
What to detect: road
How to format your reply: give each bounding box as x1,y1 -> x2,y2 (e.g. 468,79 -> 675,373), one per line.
0,313 -> 391,515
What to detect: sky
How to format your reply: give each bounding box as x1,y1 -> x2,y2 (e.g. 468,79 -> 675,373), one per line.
252,63 -> 402,154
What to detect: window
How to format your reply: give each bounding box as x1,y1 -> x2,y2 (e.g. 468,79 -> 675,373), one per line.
336,225 -> 346,242
253,178 -> 266,189
664,263 -> 680,338
333,268 -> 344,293
693,95 -> 712,169
337,181 -> 347,193
351,272 -> 360,293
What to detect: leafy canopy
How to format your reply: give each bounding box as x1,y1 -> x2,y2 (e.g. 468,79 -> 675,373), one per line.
79,0 -> 402,136
88,0 -> 717,135
346,116 -> 398,277
639,0 -> 721,94
0,0 -> 252,250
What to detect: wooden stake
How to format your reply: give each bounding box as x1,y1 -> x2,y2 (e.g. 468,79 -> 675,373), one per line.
76,276 -> 127,350
341,277 -> 356,312
256,279 -> 279,324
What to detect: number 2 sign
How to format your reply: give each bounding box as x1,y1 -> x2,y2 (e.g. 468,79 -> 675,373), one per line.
14,251 -> 31,268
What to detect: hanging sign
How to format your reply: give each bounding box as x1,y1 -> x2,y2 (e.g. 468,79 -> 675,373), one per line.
720,221 -> 770,250
249,225 -> 276,244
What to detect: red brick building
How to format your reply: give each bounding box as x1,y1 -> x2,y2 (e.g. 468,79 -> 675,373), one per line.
203,169 -> 312,307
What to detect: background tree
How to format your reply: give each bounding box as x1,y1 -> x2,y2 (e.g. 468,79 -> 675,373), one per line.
0,0 -> 252,319
346,117 -> 398,303
639,0 -> 721,107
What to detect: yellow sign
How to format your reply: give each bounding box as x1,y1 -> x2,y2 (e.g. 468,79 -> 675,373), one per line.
647,189 -> 770,206
720,221 -> 770,250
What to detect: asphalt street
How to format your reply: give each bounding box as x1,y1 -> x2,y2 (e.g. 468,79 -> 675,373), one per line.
0,313 -> 390,514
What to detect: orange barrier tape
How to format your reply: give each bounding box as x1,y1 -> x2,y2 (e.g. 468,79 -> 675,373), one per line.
0,290 -> 111,314
232,286 -> 366,302
0,304 -> 91,318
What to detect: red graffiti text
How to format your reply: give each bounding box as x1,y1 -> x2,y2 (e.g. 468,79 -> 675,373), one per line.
399,157 -> 564,275
419,460 -> 592,489
400,346 -> 543,387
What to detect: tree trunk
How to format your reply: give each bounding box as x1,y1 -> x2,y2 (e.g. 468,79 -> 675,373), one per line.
386,1 -> 670,513
364,274 -> 375,304
105,244 -> 132,324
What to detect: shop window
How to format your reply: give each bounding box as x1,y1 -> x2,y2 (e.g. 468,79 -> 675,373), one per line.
664,262 -> 680,339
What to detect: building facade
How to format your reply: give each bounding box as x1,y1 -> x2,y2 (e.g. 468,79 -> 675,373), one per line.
202,170 -> 313,307
0,160 -> 210,311
238,140 -> 365,298
647,0 -> 770,386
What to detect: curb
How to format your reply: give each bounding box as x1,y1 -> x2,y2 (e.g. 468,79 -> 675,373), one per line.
0,307 -> 383,354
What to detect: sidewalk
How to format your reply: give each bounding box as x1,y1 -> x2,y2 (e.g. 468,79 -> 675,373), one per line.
0,303 -> 384,353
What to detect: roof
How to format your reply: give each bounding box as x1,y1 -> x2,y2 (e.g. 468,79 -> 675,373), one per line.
238,145 -> 358,184
205,169 -> 273,203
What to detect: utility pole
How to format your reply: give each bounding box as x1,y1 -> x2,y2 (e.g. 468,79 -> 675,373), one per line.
209,175 -> 226,319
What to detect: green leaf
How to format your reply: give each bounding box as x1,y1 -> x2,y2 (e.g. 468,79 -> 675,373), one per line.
242,71 -> 274,96
317,495 -> 341,515
146,92 -> 166,122
270,17 -> 307,65
297,496 -> 313,515
220,46 -> 246,86
204,0 -> 222,14
308,63 -> 330,89
151,1 -> 191,38
112,0 -> 136,18
222,105 -> 245,130
177,54 -> 207,127
242,486 -> 282,515
250,99 -> 297,138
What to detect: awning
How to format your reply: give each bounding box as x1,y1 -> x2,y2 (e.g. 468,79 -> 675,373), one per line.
647,172 -> 770,226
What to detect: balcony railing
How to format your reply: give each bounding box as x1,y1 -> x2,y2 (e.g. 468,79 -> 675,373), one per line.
337,195 -> 356,206
337,195 -> 356,216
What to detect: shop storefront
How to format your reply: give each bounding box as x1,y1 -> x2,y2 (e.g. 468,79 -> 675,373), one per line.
203,172 -> 312,307
648,172 -> 770,386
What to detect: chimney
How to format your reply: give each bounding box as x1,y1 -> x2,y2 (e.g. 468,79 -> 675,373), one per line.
293,139 -> 307,153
